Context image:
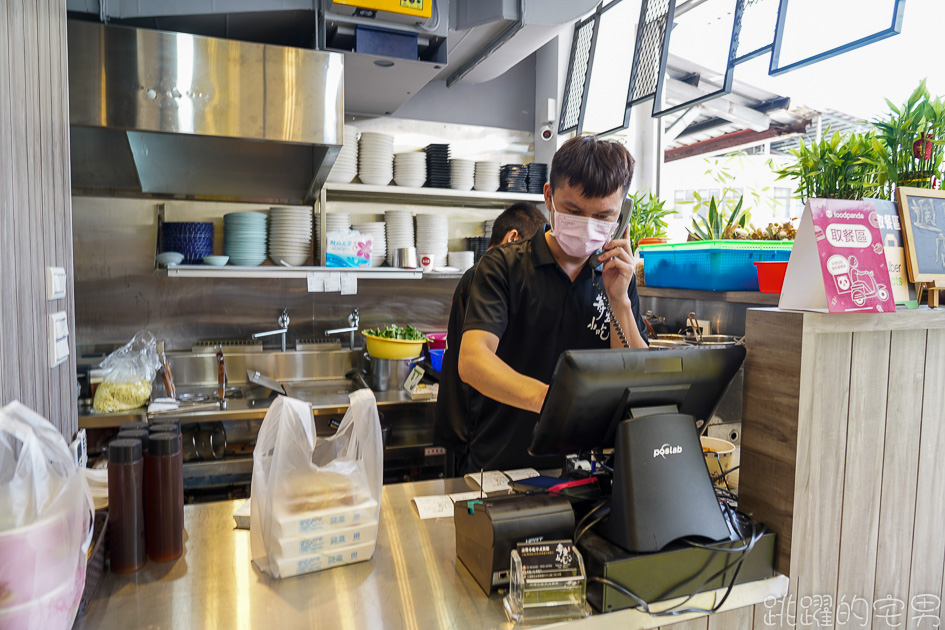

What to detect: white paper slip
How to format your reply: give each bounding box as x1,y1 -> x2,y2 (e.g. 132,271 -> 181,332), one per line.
325,272 -> 342,292
464,470 -> 513,493
307,272 -> 325,293
340,274 -> 357,295
412,495 -> 455,520
503,468 -> 540,481
449,490 -> 484,503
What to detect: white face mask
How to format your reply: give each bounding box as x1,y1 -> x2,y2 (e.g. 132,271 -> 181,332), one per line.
550,197 -> 618,259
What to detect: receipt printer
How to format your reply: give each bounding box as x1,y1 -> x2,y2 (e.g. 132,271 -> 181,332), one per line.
454,494 -> 574,594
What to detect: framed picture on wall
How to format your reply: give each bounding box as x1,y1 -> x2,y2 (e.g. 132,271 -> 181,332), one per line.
895,187 -> 945,284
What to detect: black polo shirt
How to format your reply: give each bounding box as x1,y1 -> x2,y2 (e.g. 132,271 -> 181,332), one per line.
461,227 -> 648,473
433,263 -> 483,456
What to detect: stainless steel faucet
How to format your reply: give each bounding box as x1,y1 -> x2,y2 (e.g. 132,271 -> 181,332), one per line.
325,308 -> 361,350
252,308 -> 291,352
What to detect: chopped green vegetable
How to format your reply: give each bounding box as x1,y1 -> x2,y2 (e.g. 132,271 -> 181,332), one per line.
362,324 -> 429,341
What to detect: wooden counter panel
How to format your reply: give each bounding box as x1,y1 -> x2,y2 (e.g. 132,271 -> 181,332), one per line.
742,309 -> 945,624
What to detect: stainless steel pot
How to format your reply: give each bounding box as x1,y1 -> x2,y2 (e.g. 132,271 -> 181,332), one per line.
392,247 -> 418,269
364,353 -> 421,391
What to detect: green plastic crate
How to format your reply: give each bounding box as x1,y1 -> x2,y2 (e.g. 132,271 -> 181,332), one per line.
640,240 -> 793,291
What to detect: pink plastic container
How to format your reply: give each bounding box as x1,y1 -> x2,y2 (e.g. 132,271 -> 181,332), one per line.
426,332 -> 447,351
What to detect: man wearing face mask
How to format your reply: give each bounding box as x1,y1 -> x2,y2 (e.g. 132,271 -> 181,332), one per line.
457,136 -> 649,473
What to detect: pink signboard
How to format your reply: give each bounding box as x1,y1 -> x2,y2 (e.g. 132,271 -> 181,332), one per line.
780,199 -> 896,313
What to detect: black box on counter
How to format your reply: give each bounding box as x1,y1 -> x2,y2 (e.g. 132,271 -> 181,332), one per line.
454,494 -> 574,595
579,528 -> 777,613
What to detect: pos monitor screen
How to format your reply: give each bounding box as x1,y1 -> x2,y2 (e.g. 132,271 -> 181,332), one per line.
529,345 -> 746,553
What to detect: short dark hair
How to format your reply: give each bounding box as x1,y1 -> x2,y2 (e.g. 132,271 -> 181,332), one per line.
489,201 -> 546,247
549,135 -> 635,199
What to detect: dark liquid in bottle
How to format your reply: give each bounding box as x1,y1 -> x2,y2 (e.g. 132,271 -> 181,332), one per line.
108,439 -> 146,573
145,432 -> 183,562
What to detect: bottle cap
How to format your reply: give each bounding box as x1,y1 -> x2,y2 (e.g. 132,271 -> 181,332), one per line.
149,422 -> 180,435
149,432 -> 180,456
117,429 -> 150,453
108,438 -> 142,463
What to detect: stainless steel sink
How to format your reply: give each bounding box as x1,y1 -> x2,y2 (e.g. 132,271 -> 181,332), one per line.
282,379 -> 356,406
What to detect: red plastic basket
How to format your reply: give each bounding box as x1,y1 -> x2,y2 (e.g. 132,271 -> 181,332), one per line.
754,261 -> 788,294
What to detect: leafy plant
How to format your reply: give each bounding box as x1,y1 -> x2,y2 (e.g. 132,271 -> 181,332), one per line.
362,324 -> 428,341
626,190 -> 672,250
774,129 -> 879,201
863,80 -> 945,200
687,195 -> 749,241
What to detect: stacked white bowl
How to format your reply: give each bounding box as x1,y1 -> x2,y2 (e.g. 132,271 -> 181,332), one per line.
268,207 -> 313,266
448,250 -> 476,272
327,125 -> 359,184
385,209 -> 415,266
326,212 -> 351,234
358,132 -> 394,186
394,152 -> 427,188
474,161 -> 501,192
484,218 -> 496,241
450,158 -> 475,191
416,213 -> 449,266
352,222 -> 387,267
224,211 -> 268,267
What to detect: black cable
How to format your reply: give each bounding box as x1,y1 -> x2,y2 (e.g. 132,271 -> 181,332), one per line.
574,505 -> 611,545
591,266 -> 629,348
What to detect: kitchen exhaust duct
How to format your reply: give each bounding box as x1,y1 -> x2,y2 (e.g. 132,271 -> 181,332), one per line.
68,20 -> 344,204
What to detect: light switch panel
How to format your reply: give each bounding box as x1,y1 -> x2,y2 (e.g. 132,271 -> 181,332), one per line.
46,267 -> 67,300
49,311 -> 69,368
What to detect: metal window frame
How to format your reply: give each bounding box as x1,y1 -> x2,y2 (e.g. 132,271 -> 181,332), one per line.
768,0 -> 905,76
558,14 -> 601,134
650,0 -> 746,119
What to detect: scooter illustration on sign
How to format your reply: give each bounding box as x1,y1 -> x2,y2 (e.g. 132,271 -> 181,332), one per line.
827,255 -> 890,307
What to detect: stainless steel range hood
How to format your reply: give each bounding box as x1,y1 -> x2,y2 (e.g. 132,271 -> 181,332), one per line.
68,20 -> 344,204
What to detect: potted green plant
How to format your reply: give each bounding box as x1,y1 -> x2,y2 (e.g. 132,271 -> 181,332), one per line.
626,190 -> 672,250
774,129 -> 879,201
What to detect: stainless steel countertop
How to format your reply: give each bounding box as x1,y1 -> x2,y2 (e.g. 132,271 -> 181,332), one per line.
75,479 -> 787,630
78,389 -> 432,429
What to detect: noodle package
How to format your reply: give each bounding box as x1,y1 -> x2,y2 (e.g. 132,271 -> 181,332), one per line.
92,331 -> 161,412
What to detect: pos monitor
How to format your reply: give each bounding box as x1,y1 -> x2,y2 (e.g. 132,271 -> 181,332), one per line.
529,345 -> 746,553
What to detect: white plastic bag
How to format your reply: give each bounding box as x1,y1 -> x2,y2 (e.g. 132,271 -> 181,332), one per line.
0,402 -> 93,629
93,330 -> 161,412
250,390 -> 382,578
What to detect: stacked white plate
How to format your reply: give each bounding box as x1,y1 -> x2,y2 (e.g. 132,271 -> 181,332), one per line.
352,222 -> 387,267
416,213 -> 449,264
448,250 -> 475,272
385,209 -> 415,265
326,212 -> 351,234
269,207 -> 313,266
224,211 -> 268,267
327,125 -> 359,184
474,161 -> 500,192
450,158 -> 475,191
313,212 -> 321,260
358,132 -> 394,186
394,152 -> 427,188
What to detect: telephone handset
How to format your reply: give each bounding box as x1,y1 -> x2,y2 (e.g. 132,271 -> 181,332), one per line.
590,196 -> 635,348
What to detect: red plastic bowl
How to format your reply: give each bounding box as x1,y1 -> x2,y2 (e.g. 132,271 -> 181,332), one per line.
754,261 -> 788,293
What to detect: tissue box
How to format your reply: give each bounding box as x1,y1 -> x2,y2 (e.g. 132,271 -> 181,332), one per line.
326,230 -> 373,268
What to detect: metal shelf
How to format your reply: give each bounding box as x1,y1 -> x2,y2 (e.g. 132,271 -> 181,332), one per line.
165,265 -> 422,280
321,182 -> 545,207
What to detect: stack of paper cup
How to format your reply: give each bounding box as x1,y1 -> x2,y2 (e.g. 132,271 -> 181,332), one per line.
327,125 -> 359,184
450,158 -> 475,191
474,161 -> 500,192
358,132 -> 394,186
394,152 -> 427,188
352,222 -> 387,267
385,210 -> 415,266
448,251 -> 475,272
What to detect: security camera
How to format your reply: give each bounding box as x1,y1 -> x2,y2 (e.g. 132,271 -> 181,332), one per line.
539,124 -> 555,141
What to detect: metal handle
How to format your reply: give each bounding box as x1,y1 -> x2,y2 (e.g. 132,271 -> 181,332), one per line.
687,312 -> 703,343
